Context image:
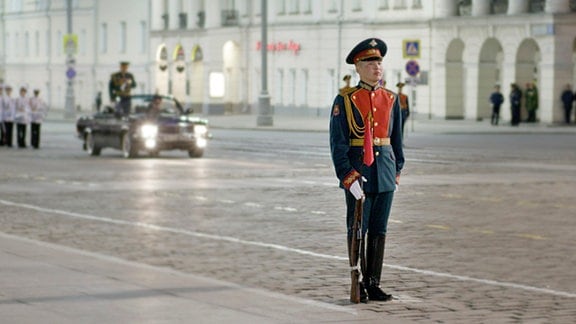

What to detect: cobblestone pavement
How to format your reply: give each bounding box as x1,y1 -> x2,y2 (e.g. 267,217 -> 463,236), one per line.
1,122 -> 575,323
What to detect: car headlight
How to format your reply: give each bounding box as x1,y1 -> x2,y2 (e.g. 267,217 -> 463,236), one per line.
195,125 -> 208,136
140,124 -> 158,138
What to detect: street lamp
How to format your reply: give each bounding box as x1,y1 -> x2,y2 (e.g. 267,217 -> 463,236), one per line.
64,0 -> 76,119
257,0 -> 273,126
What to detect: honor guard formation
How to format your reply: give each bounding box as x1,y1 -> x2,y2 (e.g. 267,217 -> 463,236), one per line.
329,38 -> 405,303
0,83 -> 49,149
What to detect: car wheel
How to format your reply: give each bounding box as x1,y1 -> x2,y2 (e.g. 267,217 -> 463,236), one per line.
122,132 -> 138,158
86,133 -> 101,156
188,147 -> 204,158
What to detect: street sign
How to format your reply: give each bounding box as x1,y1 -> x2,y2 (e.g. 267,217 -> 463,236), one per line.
66,67 -> 76,79
405,60 -> 420,77
403,40 -> 420,59
63,34 -> 78,55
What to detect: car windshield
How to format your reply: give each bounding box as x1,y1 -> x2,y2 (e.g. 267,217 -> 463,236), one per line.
131,96 -> 180,116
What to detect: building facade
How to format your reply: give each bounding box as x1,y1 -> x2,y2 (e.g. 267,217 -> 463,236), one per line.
1,0 -> 576,123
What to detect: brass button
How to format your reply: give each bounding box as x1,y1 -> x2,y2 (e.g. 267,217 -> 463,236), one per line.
374,122 -> 379,126
375,152 -> 380,156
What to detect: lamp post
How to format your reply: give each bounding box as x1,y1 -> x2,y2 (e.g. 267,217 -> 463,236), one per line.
256,0 -> 273,126
64,0 -> 76,119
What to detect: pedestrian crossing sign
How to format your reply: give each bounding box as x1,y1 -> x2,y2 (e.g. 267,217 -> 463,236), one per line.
403,40 -> 420,59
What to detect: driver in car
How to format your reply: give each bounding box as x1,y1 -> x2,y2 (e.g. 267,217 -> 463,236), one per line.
147,95 -> 162,119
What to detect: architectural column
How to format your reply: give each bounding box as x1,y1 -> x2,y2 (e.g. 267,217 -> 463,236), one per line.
205,0 -> 221,28
169,0 -> 178,30
507,0 -> 529,14
463,60 -> 480,120
499,52 -> 518,122
471,0 -> 490,16
435,0 -> 458,17
545,0 -> 571,13
540,35 -> 574,123
150,0 -> 163,30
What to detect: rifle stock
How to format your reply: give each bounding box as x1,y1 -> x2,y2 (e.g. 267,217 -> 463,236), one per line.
349,197 -> 363,303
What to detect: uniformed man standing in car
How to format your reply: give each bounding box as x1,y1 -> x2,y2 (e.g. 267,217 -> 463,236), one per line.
109,61 -> 137,116
330,38 -> 404,302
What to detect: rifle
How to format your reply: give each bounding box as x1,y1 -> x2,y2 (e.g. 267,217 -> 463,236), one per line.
349,195 -> 365,303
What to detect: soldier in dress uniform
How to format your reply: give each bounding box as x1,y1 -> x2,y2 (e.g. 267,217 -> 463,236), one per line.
15,86 -> 31,148
340,74 -> 353,92
329,38 -> 404,302
396,82 -> 410,136
108,61 -> 137,116
2,85 -> 16,147
29,89 -> 48,149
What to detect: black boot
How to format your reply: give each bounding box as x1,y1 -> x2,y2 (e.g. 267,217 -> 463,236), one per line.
364,234 -> 392,301
347,236 -> 368,303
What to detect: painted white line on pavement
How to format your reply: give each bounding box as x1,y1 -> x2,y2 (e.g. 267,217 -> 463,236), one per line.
0,231 -> 357,316
2,198 -> 575,299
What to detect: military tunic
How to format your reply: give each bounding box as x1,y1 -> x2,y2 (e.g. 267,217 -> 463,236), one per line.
330,81 -> 404,235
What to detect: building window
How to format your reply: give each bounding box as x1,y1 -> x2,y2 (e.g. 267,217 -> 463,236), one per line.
327,0 -> 338,13
393,0 -> 406,9
458,0 -> 472,16
412,0 -> 422,9
289,68 -> 296,107
24,32 -> 30,57
100,23 -> 107,53
9,0 -> 22,11
35,31 -> 40,56
120,22 -> 127,54
302,0 -> 312,13
490,0 -> 508,14
299,69 -> 308,107
277,0 -> 286,15
288,0 -> 299,14
80,29 -> 86,55
140,21 -> 147,53
56,31 -> 62,56
378,0 -> 389,10
45,30 -> 50,57
352,0 -> 362,11
275,69 -> 284,105
529,0 -> 545,13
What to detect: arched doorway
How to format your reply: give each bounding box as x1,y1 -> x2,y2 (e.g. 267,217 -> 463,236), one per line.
515,39 -> 541,121
222,40 -> 241,113
477,38 -> 503,120
171,44 -> 186,101
155,44 -> 169,95
445,39 -> 465,119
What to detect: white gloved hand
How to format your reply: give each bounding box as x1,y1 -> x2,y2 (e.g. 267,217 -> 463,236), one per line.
349,179 -> 364,200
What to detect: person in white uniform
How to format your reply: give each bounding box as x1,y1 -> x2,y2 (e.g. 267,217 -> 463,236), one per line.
29,89 -> 49,149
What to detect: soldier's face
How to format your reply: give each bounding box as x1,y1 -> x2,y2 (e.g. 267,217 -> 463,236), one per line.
356,59 -> 383,85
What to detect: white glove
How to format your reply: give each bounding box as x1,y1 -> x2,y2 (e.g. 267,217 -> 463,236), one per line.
349,179 -> 364,200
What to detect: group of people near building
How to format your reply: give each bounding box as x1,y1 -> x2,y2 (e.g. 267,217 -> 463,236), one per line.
490,82 -> 576,126
489,82 -> 539,126
0,83 -> 49,149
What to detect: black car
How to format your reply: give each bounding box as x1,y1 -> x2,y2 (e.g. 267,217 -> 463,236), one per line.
76,94 -> 210,158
